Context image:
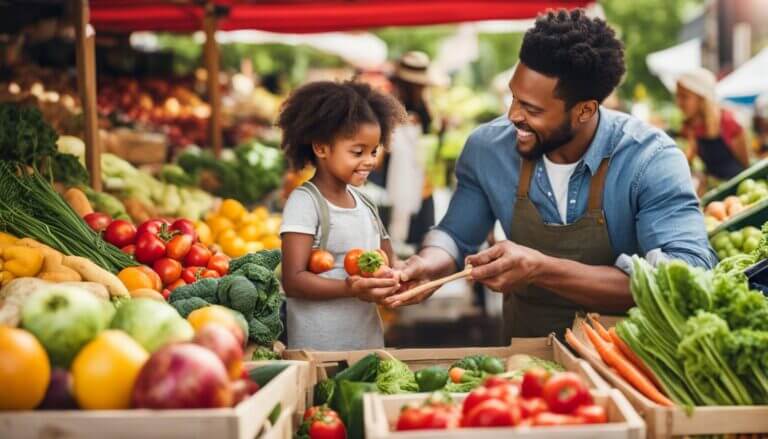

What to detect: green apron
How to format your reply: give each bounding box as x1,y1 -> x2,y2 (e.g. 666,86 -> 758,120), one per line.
503,158 -> 616,339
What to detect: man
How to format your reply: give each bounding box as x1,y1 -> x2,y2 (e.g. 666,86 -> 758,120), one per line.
385,9 -> 717,339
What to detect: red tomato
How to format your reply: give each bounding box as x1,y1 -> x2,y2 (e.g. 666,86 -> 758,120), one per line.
308,249 -> 334,274
104,220 -> 137,248
308,414 -> 347,439
486,383 -> 520,404
532,412 -> 586,427
181,266 -> 205,284
574,404 -> 607,424
521,368 -> 550,399
303,406 -> 340,421
343,248 -> 364,276
170,218 -> 198,241
484,376 -> 513,388
136,219 -> 165,238
201,269 -> 220,279
161,288 -> 171,300
84,212 -> 112,233
462,386 -> 493,415
185,243 -> 212,267
134,233 -> 167,265
463,399 -> 520,428
396,405 -> 450,431
121,244 -> 136,256
153,258 -> 182,285
166,278 -> 186,292
542,372 -> 591,414
166,234 -> 193,261
520,397 -> 549,419
207,253 -> 230,276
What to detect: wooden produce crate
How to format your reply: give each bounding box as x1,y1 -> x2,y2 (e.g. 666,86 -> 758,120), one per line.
569,318 -> 768,438
103,128 -> 168,165
249,359 -> 312,416
701,159 -> 768,206
0,363 -> 300,439
257,402 -> 295,439
363,389 -> 645,439
283,335 -> 609,411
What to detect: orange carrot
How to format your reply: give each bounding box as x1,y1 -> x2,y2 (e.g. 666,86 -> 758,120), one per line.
608,327 -> 664,390
565,328 -> 591,356
587,313 -> 612,342
581,322 -> 674,407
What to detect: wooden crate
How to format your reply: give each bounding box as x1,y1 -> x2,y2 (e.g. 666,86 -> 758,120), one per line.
570,317 -> 768,438
363,388 -> 645,439
249,359 -> 312,416
257,401 -> 295,439
283,335 -> 609,411
0,363 -> 300,439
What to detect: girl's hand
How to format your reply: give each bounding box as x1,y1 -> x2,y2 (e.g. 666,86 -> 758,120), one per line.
346,268 -> 400,303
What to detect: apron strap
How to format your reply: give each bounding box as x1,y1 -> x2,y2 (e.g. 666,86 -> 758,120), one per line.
587,158 -> 610,211
298,182 -> 331,250
517,159 -> 535,199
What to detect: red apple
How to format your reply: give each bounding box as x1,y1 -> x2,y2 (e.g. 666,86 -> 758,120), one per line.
132,343 -> 233,409
230,379 -> 259,406
193,325 -> 244,380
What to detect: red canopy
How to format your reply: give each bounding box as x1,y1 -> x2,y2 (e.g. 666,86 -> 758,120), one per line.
90,0 -> 593,33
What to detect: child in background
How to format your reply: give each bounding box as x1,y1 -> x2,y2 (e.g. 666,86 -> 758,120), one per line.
278,80 -> 406,350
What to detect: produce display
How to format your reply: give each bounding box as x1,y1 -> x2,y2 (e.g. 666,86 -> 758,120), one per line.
0,279 -> 263,412
568,256 -> 768,407
202,199 -> 282,257
178,141 -> 284,206
311,352 -> 563,439
168,250 -> 283,347
710,225 -> 762,260
394,372 -> 607,431
704,178 -> 768,231
102,153 -> 215,222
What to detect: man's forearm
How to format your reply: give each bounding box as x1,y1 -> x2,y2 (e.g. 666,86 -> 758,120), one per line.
531,254 -> 633,312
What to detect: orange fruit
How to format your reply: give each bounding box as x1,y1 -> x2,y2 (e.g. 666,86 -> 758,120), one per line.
0,327 -> 50,410
219,199 -> 246,222
187,305 -> 244,345
72,330 -> 148,410
118,266 -> 156,291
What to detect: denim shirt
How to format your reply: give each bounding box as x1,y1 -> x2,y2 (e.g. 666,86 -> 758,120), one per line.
424,108 -> 717,272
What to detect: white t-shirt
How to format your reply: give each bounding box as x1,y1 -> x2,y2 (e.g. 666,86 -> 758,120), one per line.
542,155 -> 579,224
279,184 -> 385,350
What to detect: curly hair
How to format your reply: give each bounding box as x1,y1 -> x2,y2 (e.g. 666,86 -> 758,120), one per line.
277,80 -> 406,170
519,9 -> 625,107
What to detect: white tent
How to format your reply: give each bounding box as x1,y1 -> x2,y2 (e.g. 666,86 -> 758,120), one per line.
646,38 -> 702,92
717,47 -> 768,105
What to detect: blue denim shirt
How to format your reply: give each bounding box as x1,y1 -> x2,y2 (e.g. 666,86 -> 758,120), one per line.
424,108 -> 717,271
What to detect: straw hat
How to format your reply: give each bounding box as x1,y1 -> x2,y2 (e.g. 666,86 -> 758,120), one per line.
676,67 -> 717,102
393,51 -> 448,86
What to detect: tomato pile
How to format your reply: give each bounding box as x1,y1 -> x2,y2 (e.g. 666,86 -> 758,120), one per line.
84,213 -> 230,298
396,371 -> 607,431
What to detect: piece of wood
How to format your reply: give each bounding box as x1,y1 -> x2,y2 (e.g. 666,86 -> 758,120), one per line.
73,0 -> 101,191
0,364 -> 299,439
391,265 -> 472,303
203,2 -> 223,158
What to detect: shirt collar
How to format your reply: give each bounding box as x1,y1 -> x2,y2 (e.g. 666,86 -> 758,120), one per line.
581,107 -> 614,175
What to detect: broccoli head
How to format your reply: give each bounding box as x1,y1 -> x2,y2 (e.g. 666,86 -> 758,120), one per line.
171,297 -> 210,318
231,250 -> 282,272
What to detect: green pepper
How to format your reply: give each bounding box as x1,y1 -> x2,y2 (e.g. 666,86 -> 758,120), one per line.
415,366 -> 449,392
480,356 -> 505,374
331,381 -> 377,439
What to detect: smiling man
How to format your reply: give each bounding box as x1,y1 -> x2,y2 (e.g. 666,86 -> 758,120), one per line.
387,9 -> 716,339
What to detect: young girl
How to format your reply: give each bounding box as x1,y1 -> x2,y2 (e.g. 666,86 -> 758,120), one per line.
278,80 -> 406,350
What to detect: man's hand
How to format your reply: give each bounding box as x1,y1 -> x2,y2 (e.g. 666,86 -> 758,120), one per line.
346,267 -> 400,303
382,255 -> 436,307
466,240 -> 543,294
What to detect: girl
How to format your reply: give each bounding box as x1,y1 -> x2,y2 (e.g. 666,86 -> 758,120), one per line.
278,80 -> 406,350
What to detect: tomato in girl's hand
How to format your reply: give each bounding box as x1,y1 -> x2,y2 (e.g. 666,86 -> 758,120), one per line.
309,249 -> 334,274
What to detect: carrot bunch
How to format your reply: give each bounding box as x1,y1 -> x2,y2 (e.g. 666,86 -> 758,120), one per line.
565,314 -> 674,407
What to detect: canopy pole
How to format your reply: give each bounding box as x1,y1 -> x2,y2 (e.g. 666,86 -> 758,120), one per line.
204,2 -> 223,158
73,0 -> 101,191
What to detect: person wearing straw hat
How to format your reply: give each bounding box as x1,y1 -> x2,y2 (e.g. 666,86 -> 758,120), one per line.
382,9 -> 716,340
376,51 -> 446,247
676,67 -> 749,182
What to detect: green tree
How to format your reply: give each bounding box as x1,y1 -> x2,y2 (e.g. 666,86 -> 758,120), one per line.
600,0 -> 704,101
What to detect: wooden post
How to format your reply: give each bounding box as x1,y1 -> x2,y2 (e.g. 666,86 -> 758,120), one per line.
203,3 -> 223,158
73,0 -> 101,191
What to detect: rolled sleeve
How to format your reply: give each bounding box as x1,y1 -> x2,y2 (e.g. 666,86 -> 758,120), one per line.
632,145 -> 718,269
425,132 -> 496,267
